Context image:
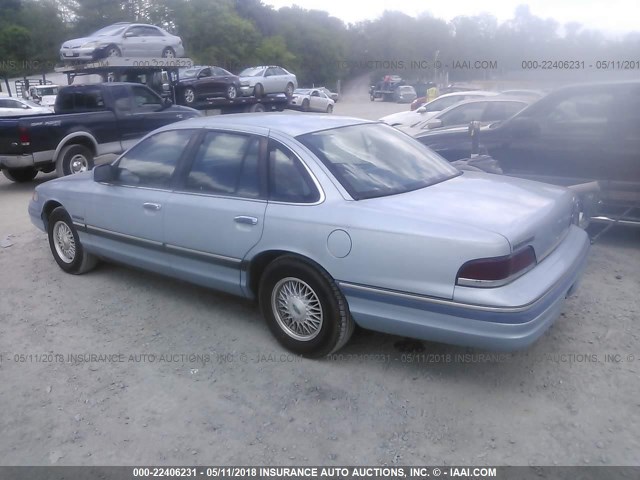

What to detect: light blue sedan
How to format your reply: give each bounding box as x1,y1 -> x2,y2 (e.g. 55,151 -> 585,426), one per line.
29,114 -> 590,357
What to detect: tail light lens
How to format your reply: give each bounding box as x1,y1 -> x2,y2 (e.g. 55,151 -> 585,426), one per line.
456,246 -> 537,288
19,127 -> 30,145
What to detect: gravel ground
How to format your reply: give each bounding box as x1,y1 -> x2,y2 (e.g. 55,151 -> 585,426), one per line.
0,76 -> 639,466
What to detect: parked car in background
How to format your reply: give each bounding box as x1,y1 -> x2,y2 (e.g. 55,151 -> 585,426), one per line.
0,97 -> 52,117
60,22 -> 185,61
413,81 -> 640,226
0,82 -> 200,182
176,66 -> 241,105
380,91 -> 498,127
289,88 -> 335,113
319,87 -> 339,102
402,97 -> 531,132
238,66 -> 297,98
394,85 -> 417,103
28,85 -> 60,108
29,114 -> 589,357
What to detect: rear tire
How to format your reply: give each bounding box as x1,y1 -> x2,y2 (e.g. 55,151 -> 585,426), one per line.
56,144 -> 94,177
259,256 -> 354,358
183,87 -> 196,105
226,84 -> 238,100
2,167 -> 37,182
47,207 -> 98,275
248,102 -> 266,113
285,83 -> 294,98
106,45 -> 121,57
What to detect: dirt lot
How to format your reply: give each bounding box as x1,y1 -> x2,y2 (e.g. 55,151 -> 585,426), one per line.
0,82 -> 639,467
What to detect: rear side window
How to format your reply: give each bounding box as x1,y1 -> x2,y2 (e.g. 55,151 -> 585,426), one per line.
268,141 -> 319,203
438,102 -> 486,126
483,101 -> 526,121
56,87 -> 105,113
115,130 -> 193,188
545,92 -> 613,125
184,132 -> 261,198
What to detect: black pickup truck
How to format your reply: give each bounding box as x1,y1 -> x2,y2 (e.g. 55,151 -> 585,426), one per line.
0,82 -> 200,182
413,81 -> 640,226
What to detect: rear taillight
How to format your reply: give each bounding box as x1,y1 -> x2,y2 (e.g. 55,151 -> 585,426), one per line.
19,127 -> 30,146
456,246 -> 537,288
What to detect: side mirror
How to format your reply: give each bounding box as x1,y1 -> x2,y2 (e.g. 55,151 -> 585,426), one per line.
417,106 -> 427,114
94,164 -> 116,182
123,31 -> 135,38
22,104 -> 29,109
508,117 -> 540,138
426,119 -> 443,129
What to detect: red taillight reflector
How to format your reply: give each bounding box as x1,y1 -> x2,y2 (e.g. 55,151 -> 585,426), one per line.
457,246 -> 537,287
19,127 -> 30,145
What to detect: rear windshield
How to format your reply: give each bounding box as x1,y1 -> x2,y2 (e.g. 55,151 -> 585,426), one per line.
297,123 -> 459,200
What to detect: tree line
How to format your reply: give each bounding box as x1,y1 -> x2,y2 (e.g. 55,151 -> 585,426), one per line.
1,0 -> 639,88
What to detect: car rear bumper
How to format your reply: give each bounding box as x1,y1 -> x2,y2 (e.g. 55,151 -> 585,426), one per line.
0,154 -> 35,169
339,225 -> 590,350
60,47 -> 97,61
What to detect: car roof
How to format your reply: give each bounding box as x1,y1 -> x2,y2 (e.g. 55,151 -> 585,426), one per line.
452,96 -> 531,104
438,90 -> 498,98
166,113 -> 374,137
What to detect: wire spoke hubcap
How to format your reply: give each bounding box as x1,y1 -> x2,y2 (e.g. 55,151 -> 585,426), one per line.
53,221 -> 76,263
272,277 -> 323,341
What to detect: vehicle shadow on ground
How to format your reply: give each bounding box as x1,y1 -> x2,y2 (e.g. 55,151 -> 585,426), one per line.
89,257 -> 562,384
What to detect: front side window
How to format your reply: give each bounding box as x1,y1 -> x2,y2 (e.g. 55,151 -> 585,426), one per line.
115,130 -> 193,187
0,99 -> 24,108
131,86 -> 162,110
184,132 -> 261,198
268,141 -> 319,203
424,95 -> 464,112
297,123 -> 459,200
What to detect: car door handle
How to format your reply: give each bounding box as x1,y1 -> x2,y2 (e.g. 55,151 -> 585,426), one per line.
143,202 -> 162,211
234,216 -> 258,225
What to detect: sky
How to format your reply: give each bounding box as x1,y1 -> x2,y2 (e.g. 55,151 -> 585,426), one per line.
263,0 -> 640,36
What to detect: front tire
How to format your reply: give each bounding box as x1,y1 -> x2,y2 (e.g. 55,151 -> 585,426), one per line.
301,99 -> 310,112
2,167 -> 38,182
47,207 -> 98,274
259,256 -> 354,358
56,144 -> 94,177
254,83 -> 264,98
285,83 -> 294,98
326,104 -> 333,114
